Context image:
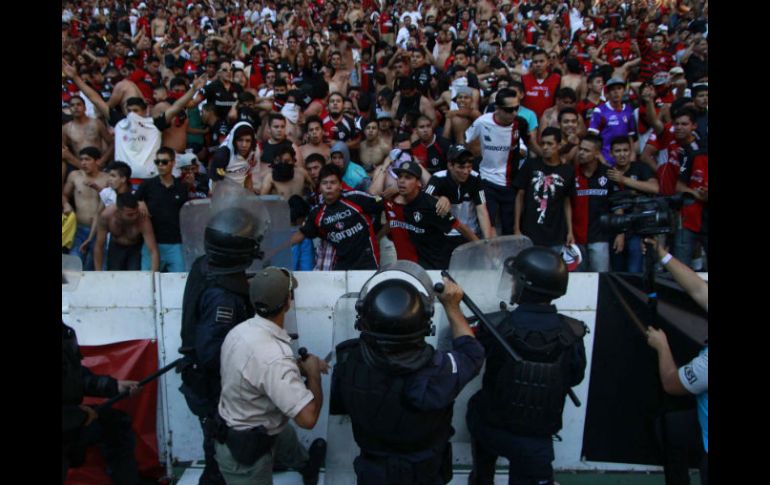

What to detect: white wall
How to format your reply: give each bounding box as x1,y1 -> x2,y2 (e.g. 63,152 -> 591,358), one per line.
63,270 -> 695,474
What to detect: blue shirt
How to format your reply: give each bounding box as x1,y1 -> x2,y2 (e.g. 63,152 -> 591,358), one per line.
679,346 -> 708,453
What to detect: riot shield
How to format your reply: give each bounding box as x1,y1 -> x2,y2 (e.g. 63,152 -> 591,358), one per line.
62,253 -> 83,292
180,180 -> 293,272
447,235 -> 533,313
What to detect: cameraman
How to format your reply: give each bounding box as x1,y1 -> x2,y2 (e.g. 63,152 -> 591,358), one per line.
644,237 -> 708,484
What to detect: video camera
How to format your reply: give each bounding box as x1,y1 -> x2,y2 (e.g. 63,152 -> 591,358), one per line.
600,191 -> 694,236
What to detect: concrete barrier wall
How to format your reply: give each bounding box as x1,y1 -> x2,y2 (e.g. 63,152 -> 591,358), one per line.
63,270 -> 693,473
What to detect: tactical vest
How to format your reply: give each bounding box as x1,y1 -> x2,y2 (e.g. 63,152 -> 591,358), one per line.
62,322 -> 84,406
484,313 -> 586,436
335,339 -> 453,454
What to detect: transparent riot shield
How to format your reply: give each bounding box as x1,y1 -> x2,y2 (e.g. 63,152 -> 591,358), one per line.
179,181 -> 294,272
62,253 -> 83,292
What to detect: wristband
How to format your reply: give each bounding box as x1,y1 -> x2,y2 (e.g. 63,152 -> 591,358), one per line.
660,253 -> 673,266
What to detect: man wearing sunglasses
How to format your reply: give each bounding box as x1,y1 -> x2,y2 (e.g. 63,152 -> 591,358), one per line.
214,267 -> 327,485
190,60 -> 244,120
134,146 -> 189,272
465,88 -> 528,236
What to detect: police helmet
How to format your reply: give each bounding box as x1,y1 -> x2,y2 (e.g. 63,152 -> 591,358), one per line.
204,207 -> 263,273
506,246 -> 568,303
355,279 -> 434,339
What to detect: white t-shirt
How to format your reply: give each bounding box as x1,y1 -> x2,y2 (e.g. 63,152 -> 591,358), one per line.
99,187 -> 117,207
114,112 -> 163,179
465,112 -> 520,187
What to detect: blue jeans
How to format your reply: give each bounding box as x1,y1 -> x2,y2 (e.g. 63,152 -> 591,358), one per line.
672,228 -> 707,270
577,242 -> 610,272
141,243 -> 186,272
610,234 -> 643,272
71,224 -> 107,271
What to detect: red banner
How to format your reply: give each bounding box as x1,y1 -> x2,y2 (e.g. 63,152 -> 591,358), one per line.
65,339 -> 165,484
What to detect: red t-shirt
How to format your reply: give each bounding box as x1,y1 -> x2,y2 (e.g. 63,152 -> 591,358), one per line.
522,72 -> 561,119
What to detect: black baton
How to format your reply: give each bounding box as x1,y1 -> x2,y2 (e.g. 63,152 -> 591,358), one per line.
94,358 -> 184,413
435,270 -> 581,407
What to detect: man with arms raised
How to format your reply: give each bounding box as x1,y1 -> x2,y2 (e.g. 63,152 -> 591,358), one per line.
62,96 -> 113,172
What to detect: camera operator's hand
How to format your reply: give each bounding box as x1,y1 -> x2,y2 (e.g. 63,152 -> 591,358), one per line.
642,236 -> 668,261
607,167 -> 625,184
613,233 -> 625,254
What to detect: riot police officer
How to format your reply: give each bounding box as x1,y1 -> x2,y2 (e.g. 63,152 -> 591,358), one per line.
62,262 -> 142,484
330,264 -> 485,485
466,246 -> 588,485
179,207 -> 264,485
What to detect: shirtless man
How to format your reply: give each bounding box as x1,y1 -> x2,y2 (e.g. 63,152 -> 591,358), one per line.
561,57 -> 587,100
62,96 -> 114,171
151,77 -> 190,154
297,116 -> 331,164
94,192 -> 160,271
435,66 -> 481,112
538,88 -> 586,139
442,87 -> 481,145
151,8 -> 168,41
107,64 -> 145,113
432,26 -> 454,71
358,119 -> 391,171
376,111 -> 395,148
476,0 -> 497,23
62,147 -> 111,270
260,145 -> 314,199
326,51 -> 350,96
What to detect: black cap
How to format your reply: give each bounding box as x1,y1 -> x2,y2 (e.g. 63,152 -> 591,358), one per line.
393,160 -> 422,179
448,145 -> 473,163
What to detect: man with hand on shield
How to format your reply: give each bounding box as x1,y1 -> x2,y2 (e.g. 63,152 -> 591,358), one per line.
330,262 -> 485,484
178,202 -> 265,485
213,267 -> 327,485
466,246 -> 587,485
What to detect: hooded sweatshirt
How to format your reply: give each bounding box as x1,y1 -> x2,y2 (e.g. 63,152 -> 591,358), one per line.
331,141 -> 369,190
210,121 -> 255,187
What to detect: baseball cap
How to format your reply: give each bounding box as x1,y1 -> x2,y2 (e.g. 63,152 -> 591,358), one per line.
447,145 -> 473,163
138,2 -> 148,9
392,160 -> 422,179
561,244 -> 582,272
232,60 -> 245,70
605,78 -> 625,89
669,66 -> 685,76
249,267 -> 298,314
176,152 -> 198,169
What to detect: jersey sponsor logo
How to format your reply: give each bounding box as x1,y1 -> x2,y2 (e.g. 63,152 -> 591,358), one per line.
482,144 -> 511,152
323,209 -> 353,225
328,222 -> 365,243
576,188 -> 608,196
389,220 -> 426,233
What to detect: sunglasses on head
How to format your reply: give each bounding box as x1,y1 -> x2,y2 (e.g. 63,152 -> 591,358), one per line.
154,158 -> 172,165
499,105 -> 518,113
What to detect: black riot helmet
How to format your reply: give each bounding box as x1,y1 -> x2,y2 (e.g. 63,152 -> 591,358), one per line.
506,246 -> 568,304
204,207 -> 264,274
356,279 -> 435,341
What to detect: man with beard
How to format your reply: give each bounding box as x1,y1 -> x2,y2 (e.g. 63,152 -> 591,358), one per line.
288,164 -> 382,270
260,145 -> 314,199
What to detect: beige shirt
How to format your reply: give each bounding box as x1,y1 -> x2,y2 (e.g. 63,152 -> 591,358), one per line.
218,316 -> 313,434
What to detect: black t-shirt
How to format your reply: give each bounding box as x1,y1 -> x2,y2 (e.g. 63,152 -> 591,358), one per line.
412,64 -> 435,95
212,119 -> 230,146
617,161 -> 655,195
411,135 -> 451,175
134,176 -> 189,244
385,192 -> 460,270
425,170 -> 485,236
513,158 -> 576,246
201,80 -> 243,118
260,139 -> 294,166
301,193 -> 383,270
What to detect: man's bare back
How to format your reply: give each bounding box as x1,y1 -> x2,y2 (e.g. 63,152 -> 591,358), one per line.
561,74 -> 586,100
109,79 -> 145,111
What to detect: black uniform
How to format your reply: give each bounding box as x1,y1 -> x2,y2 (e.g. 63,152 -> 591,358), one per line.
62,321 -> 140,484
330,335 -> 485,484
466,304 -> 587,484
179,255 -> 254,484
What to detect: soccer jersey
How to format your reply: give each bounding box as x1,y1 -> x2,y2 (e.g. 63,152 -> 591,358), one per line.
521,72 -> 561,119
411,135 -> 451,175
465,113 -> 524,188
425,170 -> 486,236
588,102 -> 637,165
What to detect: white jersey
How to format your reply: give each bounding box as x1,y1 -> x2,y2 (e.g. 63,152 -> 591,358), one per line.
114,112 -> 163,179
465,112 -> 522,188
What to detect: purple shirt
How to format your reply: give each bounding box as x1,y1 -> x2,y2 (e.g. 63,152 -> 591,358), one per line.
588,102 -> 637,166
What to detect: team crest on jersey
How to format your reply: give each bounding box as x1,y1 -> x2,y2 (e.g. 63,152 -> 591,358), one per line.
335,222 -> 344,230
413,212 -> 422,222
599,176 -> 608,187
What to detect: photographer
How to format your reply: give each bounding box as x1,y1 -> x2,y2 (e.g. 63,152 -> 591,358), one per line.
644,237 -> 708,484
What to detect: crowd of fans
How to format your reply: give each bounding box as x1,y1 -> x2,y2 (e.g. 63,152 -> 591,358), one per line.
61,0 -> 708,273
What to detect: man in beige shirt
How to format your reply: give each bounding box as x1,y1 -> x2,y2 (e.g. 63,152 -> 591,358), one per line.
214,267 -> 327,485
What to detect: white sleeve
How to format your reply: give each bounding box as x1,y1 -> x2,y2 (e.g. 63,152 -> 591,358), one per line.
465,119 -> 480,144
678,348 -> 708,395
